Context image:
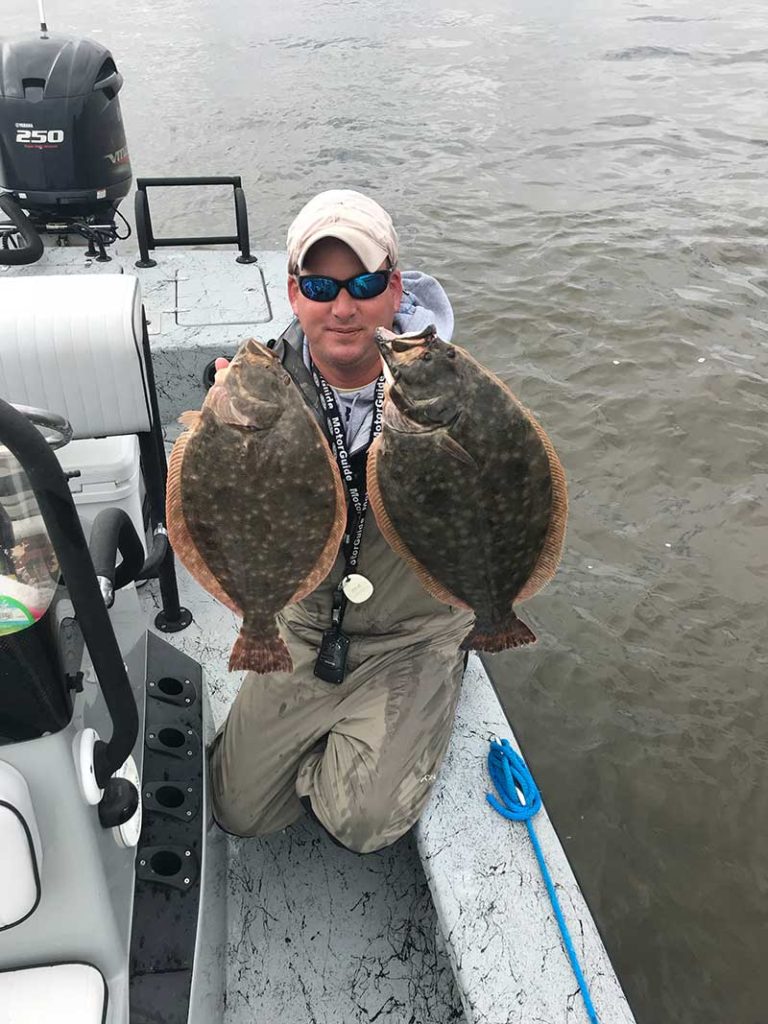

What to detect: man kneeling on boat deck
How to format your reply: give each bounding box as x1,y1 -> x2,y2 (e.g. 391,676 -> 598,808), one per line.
208,189 -> 473,854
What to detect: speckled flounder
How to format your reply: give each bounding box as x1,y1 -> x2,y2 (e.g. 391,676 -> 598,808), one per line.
166,338 -> 346,672
368,325 -> 568,651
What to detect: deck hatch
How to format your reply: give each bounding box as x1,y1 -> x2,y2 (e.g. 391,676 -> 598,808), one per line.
175,253 -> 272,327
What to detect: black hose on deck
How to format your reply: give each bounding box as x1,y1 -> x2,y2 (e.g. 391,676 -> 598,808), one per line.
89,507 -> 146,594
135,528 -> 169,581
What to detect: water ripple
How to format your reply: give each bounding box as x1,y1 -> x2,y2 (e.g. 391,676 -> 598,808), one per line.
629,14 -> 719,22
603,45 -> 692,61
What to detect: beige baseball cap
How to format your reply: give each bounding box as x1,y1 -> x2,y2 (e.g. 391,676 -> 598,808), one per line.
286,189 -> 399,274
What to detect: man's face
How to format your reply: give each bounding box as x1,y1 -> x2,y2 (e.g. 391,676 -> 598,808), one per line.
288,237 -> 403,387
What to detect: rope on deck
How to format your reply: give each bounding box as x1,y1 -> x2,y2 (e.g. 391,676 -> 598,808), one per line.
486,737 -> 601,1024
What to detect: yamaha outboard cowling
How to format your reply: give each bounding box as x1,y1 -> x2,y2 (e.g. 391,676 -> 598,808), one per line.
0,32 -> 131,227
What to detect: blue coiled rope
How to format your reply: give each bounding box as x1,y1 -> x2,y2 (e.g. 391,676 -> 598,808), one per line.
487,737 -> 601,1024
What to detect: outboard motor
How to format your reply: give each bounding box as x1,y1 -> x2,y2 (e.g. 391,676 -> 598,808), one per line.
0,8 -> 132,263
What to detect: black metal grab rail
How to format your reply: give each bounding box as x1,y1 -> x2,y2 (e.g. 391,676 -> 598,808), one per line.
0,399 -> 138,787
134,175 -> 256,267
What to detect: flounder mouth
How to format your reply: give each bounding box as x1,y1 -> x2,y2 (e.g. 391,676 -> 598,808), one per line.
237,337 -> 279,366
374,324 -> 438,370
377,325 -> 458,434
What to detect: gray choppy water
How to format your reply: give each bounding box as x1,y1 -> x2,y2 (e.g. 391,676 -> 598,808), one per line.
8,0 -> 768,1020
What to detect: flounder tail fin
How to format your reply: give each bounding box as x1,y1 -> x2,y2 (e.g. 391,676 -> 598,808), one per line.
461,612 -> 536,652
228,628 -> 293,674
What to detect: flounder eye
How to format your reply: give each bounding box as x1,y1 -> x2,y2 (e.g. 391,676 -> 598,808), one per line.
422,352 -> 432,362
446,347 -> 456,359
282,374 -> 291,385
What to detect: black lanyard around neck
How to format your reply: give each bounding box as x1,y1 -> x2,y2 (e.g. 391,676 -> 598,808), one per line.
309,358 -> 385,575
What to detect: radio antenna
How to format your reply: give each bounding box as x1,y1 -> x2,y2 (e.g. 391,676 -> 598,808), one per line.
37,0 -> 49,35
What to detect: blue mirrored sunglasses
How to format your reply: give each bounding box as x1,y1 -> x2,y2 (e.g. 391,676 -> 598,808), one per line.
297,270 -> 391,302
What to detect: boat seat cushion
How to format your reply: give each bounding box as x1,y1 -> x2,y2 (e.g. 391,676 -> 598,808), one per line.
0,274 -> 153,439
0,762 -> 42,930
0,963 -> 107,1022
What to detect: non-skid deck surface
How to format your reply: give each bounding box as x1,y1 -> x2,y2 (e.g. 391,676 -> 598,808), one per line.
223,826 -> 462,1024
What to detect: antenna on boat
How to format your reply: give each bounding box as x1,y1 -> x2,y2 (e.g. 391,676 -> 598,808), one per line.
37,0 -> 49,36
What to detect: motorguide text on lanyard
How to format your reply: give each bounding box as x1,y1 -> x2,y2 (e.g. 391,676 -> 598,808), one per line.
309,359 -> 385,683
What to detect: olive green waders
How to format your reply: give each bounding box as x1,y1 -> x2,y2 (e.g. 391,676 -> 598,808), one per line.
209,513 -> 474,854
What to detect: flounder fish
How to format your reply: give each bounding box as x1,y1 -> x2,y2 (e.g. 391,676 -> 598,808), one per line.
368,325 -> 567,651
166,338 -> 346,672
